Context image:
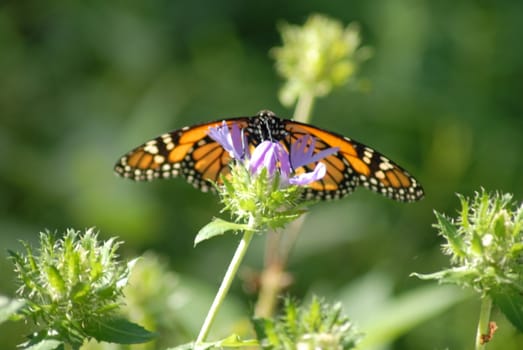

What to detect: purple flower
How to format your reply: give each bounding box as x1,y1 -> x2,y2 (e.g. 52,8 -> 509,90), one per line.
249,141 -> 291,177
208,121 -> 248,160
208,122 -> 339,187
288,162 -> 327,186
290,135 -> 339,169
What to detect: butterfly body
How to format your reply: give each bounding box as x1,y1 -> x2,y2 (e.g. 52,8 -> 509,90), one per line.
115,110 -> 424,202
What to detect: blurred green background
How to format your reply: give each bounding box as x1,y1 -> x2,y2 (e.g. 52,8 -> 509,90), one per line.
1,1 -> 522,349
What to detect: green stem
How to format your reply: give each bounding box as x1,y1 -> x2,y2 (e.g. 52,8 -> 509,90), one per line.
195,229 -> 255,345
293,89 -> 315,123
255,91 -> 316,318
475,296 -> 493,350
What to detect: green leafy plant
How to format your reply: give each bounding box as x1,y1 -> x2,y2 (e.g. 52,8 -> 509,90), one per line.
255,13 -> 371,320
254,296 -> 361,350
190,120 -> 340,348
188,14 -> 372,349
6,228 -> 155,350
2,13 -> 372,350
413,190 -> 523,349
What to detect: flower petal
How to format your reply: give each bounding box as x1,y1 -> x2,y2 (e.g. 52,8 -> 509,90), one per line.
229,123 -> 249,160
208,122 -> 248,160
249,141 -> 293,180
289,162 -> 327,186
290,135 -> 339,169
276,143 -> 292,177
250,141 -> 276,175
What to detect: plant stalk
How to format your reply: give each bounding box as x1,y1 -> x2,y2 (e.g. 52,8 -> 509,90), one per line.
195,229 -> 255,345
255,90 -> 316,318
293,89 -> 315,123
475,296 -> 493,350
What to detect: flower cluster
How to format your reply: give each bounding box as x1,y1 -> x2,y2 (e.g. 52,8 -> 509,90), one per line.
204,122 -> 338,233
271,14 -> 372,107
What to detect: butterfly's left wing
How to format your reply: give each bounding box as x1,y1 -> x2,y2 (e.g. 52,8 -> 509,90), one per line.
283,121 -> 424,202
114,118 -> 250,191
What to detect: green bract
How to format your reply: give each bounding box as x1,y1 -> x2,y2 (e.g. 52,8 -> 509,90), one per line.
196,164 -> 310,245
272,14 -> 371,107
219,165 -> 308,229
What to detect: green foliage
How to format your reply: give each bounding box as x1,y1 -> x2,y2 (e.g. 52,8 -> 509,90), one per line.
413,190 -> 523,331
195,218 -> 252,246
8,228 -> 154,349
254,296 -> 361,350
1,1 -> 523,348
216,165 -> 309,236
83,318 -> 156,344
272,14 -> 371,107
415,191 -> 523,293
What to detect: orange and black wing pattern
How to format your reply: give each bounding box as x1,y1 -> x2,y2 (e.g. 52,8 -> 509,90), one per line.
114,117 -> 250,192
282,119 -> 424,202
115,110 -> 424,202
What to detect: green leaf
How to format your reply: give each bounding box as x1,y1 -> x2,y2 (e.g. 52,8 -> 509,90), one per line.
70,282 -> 90,301
217,333 -> 259,347
194,218 -> 252,246
411,267 -> 477,286
166,342 -> 197,350
509,242 -> 523,256
470,232 -> 484,256
434,211 -> 466,258
84,318 -> 157,344
491,290 -> 523,331
458,193 -> 470,230
410,271 -> 446,281
24,340 -> 63,350
46,265 -> 66,295
493,211 -> 508,238
0,296 -> 25,323
253,316 -> 280,346
166,335 -> 258,350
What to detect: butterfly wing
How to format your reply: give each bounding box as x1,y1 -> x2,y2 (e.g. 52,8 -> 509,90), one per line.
283,121 -> 424,202
114,117 -> 250,191
115,111 -> 424,202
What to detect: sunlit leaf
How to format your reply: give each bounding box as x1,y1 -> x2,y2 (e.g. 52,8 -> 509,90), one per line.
194,218 -> 252,246
434,211 -> 466,258
84,318 -> 157,344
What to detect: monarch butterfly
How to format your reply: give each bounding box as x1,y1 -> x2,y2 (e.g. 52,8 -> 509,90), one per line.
114,110 -> 424,202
